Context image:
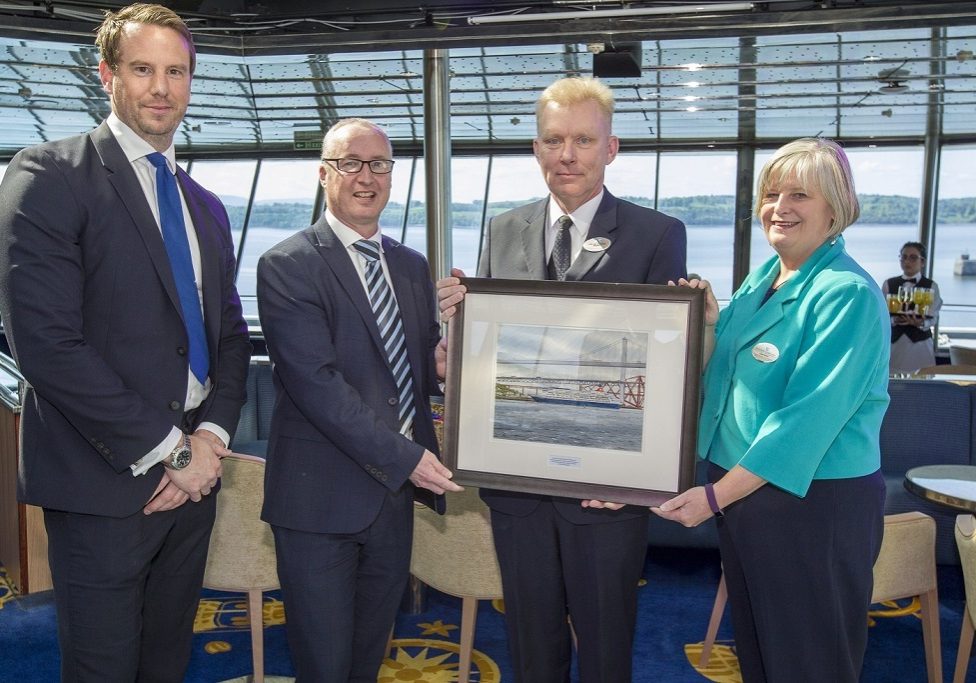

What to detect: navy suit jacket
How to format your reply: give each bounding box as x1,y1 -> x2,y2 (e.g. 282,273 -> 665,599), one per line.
0,122 -> 251,517
477,190 -> 687,523
257,217 -> 444,535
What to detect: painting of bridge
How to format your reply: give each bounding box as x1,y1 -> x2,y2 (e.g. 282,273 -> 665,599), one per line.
492,324 -> 647,451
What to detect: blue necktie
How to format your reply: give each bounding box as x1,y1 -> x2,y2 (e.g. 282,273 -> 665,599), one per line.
146,152 -> 209,385
354,239 -> 415,435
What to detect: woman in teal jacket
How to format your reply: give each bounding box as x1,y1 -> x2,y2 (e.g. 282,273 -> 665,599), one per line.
654,138 -> 889,683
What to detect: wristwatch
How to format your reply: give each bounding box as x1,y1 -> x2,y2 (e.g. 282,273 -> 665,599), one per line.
163,433 -> 192,470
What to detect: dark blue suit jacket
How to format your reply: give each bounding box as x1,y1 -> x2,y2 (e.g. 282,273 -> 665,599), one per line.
257,217 -> 444,535
477,189 -> 687,523
0,122 -> 251,517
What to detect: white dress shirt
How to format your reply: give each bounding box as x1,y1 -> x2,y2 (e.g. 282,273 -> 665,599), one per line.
105,115 -> 229,475
544,189 -> 605,267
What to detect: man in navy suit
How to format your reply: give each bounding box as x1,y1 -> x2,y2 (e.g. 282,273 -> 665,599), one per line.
438,77 -> 687,682
256,118 -> 461,682
0,4 -> 250,681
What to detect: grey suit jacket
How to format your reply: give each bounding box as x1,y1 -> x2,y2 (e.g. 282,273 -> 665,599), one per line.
0,122 -> 251,516
477,189 -> 687,522
257,216 -> 444,535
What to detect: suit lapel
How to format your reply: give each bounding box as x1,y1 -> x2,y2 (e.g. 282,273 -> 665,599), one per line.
565,190 -> 616,281
89,123 -> 182,314
519,200 -> 548,279
729,238 -> 844,350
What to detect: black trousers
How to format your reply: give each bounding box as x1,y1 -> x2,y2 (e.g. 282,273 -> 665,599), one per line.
490,500 -> 649,683
44,494 -> 217,683
712,464 -> 885,683
272,486 -> 413,683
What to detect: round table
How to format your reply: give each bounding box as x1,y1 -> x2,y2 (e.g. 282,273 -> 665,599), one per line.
905,464 -> 976,512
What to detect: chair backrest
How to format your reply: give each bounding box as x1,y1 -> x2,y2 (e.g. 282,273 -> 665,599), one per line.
916,364 -> 976,376
410,487 -> 503,600
950,345 -> 976,367
955,514 -> 976,626
203,454 -> 279,592
872,511 -> 937,603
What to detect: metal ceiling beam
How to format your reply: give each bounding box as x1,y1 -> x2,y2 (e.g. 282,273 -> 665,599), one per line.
0,2 -> 974,56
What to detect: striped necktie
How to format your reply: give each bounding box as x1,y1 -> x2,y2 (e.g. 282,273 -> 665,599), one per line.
353,239 -> 416,435
548,214 -> 573,281
146,152 -> 209,385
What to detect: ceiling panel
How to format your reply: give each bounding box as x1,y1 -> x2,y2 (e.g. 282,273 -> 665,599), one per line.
0,7 -> 970,155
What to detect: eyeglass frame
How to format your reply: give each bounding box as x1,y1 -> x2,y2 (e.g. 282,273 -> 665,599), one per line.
321,157 -> 396,174
899,253 -> 923,262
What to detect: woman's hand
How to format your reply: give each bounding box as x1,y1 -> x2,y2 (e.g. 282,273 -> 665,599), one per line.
651,486 -> 714,527
669,277 -> 719,326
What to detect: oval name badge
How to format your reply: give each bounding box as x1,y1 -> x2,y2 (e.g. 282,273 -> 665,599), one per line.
582,237 -> 611,252
751,342 -> 780,363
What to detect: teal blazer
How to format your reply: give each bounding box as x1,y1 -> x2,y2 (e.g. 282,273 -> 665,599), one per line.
698,235 -> 890,497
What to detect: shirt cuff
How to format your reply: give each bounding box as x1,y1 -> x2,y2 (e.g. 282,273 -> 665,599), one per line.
195,422 -> 230,449
130,427 -> 183,476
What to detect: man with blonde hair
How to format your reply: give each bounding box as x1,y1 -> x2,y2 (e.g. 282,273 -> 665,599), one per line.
0,3 -> 250,680
438,77 -> 687,681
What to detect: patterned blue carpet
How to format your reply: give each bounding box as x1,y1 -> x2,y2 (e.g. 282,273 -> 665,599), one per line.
2,547 -> 975,681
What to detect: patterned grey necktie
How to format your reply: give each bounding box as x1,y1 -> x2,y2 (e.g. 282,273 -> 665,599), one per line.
549,214 -> 573,281
353,239 -> 415,435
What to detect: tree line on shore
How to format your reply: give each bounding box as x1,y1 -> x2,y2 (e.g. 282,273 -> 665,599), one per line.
227,194 -> 976,229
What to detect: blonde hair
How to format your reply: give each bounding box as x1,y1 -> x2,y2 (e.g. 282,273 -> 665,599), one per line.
320,118 -> 391,159
96,3 -> 196,73
535,77 -> 615,127
755,137 -> 860,237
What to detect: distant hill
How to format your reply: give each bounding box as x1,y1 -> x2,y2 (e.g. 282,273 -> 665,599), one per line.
227,194 -> 976,229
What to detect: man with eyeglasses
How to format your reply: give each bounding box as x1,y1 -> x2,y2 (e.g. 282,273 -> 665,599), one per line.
882,240 -> 943,372
438,77 -> 687,682
256,117 -> 461,681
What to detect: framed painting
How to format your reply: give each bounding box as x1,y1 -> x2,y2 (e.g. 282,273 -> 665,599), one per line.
442,277 -> 704,507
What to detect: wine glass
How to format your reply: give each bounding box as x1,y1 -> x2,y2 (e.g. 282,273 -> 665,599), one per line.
913,287 -> 929,318
897,285 -> 912,313
886,293 -> 901,315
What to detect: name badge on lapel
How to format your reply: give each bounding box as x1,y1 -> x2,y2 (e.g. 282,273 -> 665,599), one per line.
582,237 -> 611,253
751,342 -> 780,363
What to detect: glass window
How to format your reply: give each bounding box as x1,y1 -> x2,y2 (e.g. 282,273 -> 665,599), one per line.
186,160 -> 258,253
934,145 -> 976,330
657,152 -> 737,300
236,159 -> 320,316
450,157 -> 490,275
381,156 -> 415,245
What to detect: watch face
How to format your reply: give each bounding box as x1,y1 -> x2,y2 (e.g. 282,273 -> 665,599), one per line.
171,447 -> 192,470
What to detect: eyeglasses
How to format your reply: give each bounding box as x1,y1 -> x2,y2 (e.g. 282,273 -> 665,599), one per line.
899,253 -> 922,262
322,158 -> 395,174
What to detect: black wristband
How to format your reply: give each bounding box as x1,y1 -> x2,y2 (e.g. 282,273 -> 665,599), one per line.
704,483 -> 724,517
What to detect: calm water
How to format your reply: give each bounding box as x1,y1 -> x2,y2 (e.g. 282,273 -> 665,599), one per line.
493,398 -> 644,452
237,223 -> 976,327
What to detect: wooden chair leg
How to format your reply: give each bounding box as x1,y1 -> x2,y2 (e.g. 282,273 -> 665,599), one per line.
699,573 -> 728,669
247,589 -> 265,683
953,603 -> 974,683
458,596 -> 478,683
919,587 -> 943,683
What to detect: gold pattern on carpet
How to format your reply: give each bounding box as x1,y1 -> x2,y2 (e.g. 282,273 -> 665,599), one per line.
868,597 -> 921,626
0,565 -> 16,609
193,595 -> 286,633
418,619 -> 457,637
685,642 -> 741,682
381,639 -> 501,682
